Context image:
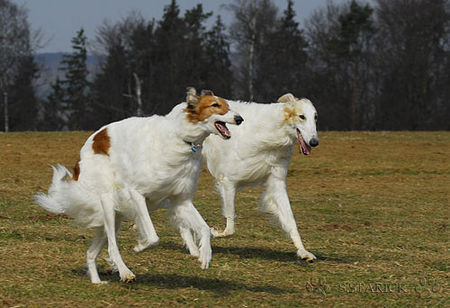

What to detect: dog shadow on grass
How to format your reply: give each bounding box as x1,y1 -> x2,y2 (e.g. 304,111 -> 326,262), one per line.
134,273 -> 291,296
71,267 -> 291,296
161,242 -> 356,265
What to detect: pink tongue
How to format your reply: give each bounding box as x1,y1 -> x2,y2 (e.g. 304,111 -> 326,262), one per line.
217,123 -> 230,137
297,130 -> 311,155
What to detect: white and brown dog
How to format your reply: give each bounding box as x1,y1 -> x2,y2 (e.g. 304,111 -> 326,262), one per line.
34,88 -> 243,283
202,93 -> 318,262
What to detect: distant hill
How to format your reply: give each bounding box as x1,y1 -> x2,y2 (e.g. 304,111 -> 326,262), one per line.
34,52 -> 104,98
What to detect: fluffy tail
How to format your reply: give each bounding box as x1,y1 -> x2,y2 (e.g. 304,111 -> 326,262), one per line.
34,164 -> 74,214
34,164 -> 104,228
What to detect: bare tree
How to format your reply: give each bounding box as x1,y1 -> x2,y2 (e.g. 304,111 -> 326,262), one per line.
374,0 -> 450,129
0,0 -> 41,132
226,0 -> 278,100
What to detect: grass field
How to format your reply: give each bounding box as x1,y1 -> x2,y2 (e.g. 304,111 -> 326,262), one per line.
0,131 -> 448,306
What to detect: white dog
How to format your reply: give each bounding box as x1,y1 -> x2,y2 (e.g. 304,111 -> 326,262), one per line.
34,88 -> 243,283
202,93 -> 318,262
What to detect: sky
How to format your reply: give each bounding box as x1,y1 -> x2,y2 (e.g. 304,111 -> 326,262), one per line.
15,0 -> 351,53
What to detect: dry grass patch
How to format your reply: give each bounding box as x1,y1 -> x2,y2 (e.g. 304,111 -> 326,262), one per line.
0,131 -> 448,306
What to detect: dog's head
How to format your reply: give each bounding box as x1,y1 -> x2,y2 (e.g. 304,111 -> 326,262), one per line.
184,87 -> 243,139
279,93 -> 318,155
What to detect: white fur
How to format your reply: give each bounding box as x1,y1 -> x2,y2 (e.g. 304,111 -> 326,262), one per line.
202,98 -> 319,262
35,96 -> 242,283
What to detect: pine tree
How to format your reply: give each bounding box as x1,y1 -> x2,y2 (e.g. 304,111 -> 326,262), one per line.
60,28 -> 91,130
182,4 -> 212,91
255,0 -> 309,101
92,42 -> 132,126
8,55 -> 39,131
204,15 -> 233,97
152,0 -> 186,114
41,77 -> 65,131
327,0 -> 375,129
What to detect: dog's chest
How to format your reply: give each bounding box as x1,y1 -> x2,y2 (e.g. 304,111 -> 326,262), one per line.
234,148 -> 292,184
134,154 -> 202,200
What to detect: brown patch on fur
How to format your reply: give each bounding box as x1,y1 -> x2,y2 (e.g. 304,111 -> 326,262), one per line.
92,128 -> 110,156
283,105 -> 297,122
73,160 -> 80,181
185,95 -> 230,123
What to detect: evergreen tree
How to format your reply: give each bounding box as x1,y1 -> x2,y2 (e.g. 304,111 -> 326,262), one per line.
182,4 -> 212,91
374,0 -> 449,130
152,0 -> 186,114
306,0 -> 375,130
128,19 -> 155,115
204,15 -> 233,98
255,0 -> 309,101
92,1 -> 233,119
40,77 -> 65,131
328,0 -> 375,129
60,28 -> 91,130
8,55 -> 39,131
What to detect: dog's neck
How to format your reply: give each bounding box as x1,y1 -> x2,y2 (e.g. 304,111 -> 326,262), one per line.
173,110 -> 210,151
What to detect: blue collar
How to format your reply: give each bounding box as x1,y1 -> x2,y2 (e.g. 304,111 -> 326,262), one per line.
184,140 -> 202,153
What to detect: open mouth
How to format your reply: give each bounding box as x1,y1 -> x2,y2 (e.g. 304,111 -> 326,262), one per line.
296,129 -> 312,155
215,121 -> 231,139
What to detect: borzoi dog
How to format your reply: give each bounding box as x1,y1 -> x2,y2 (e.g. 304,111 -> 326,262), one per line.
202,93 -> 318,262
34,88 -> 243,283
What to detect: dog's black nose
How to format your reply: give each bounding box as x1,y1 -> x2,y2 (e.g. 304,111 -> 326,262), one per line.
309,138 -> 319,147
234,115 -> 244,125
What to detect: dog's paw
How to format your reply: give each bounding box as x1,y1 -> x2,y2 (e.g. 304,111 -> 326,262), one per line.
210,227 -> 234,238
198,247 -> 212,269
133,237 -> 160,253
120,271 -> 136,283
92,280 -> 109,285
200,257 -> 211,269
297,249 -> 316,263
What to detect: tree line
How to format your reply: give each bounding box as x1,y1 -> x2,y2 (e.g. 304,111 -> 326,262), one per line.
1,0 -> 449,131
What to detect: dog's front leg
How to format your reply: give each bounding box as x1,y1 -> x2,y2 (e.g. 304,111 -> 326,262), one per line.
262,174 -> 316,263
129,189 -> 160,253
101,193 -> 136,282
180,227 -> 200,257
170,200 -> 212,269
211,180 -> 236,238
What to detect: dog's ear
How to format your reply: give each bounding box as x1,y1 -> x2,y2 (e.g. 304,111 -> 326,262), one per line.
278,93 -> 296,103
200,89 -> 214,96
186,87 -> 199,109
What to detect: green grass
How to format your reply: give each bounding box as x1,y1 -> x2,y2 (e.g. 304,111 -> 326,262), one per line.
0,131 -> 449,306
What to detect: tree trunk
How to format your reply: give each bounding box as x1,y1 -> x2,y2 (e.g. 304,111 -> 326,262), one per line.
133,73 -> 143,117
351,60 -> 359,130
248,14 -> 256,102
3,91 -> 8,132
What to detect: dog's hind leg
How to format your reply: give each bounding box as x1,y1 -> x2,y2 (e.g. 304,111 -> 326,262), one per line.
87,216 -> 124,283
101,193 -> 136,282
211,179 -> 236,238
170,200 -> 212,269
128,189 -> 160,253
262,173 -> 316,263
104,214 -> 125,273
87,227 -> 107,284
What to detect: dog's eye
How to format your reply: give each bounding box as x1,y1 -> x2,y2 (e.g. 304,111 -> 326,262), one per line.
299,115 -> 306,120
211,103 -> 220,108
314,114 -> 318,122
